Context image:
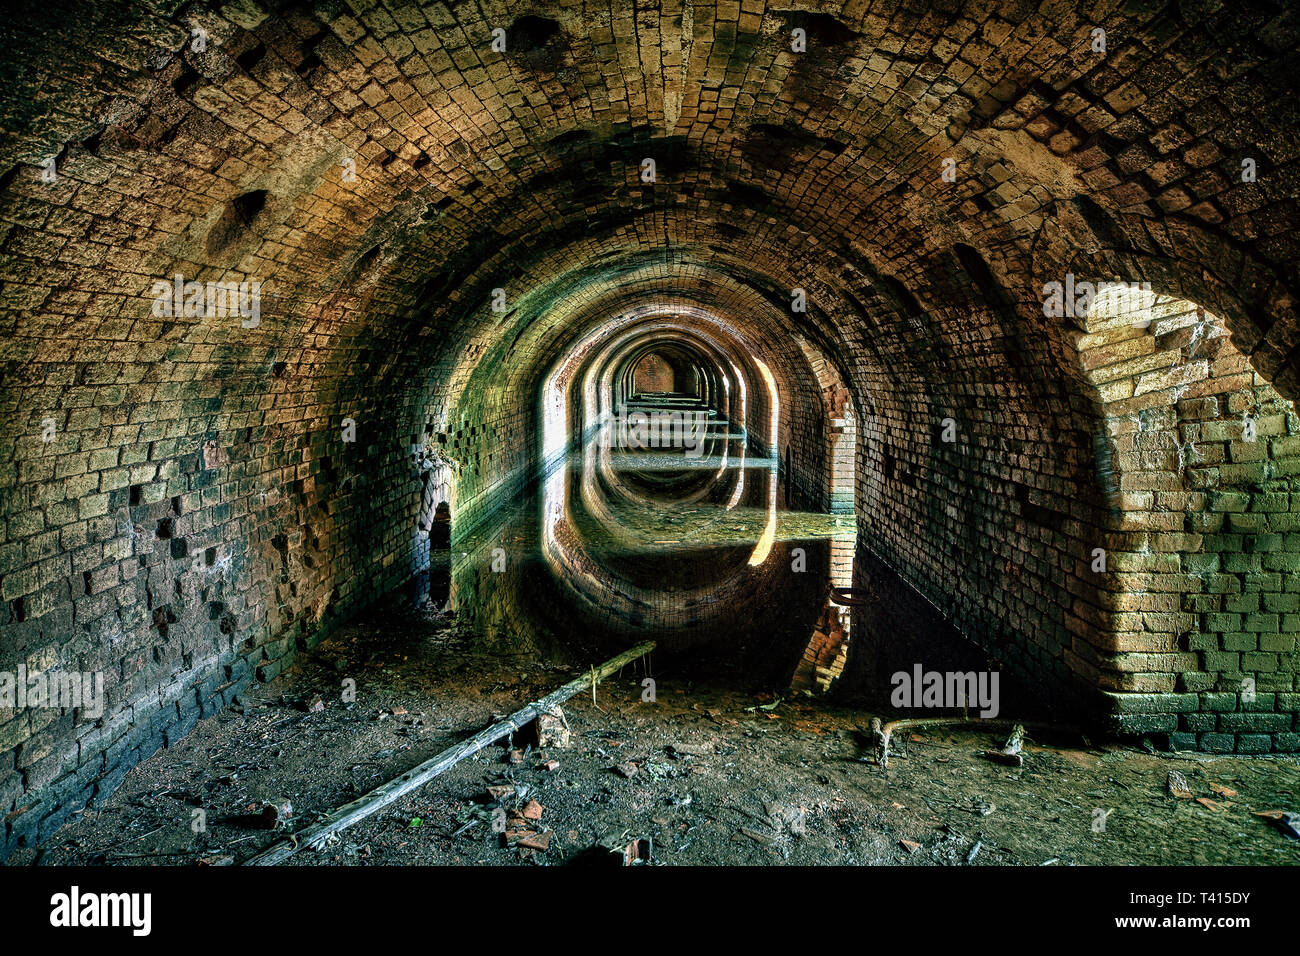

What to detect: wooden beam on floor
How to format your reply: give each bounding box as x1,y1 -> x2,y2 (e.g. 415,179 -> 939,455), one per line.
243,641 -> 656,865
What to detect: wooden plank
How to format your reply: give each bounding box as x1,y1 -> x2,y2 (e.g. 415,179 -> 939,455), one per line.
242,641 -> 655,865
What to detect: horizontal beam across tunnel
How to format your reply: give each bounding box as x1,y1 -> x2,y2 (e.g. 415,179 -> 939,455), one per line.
1,0 -> 1299,860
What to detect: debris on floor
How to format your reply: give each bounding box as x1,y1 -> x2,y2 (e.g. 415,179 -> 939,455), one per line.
1167,769 -> 1193,799
1255,810 -> 1300,839
22,602 -> 1300,868
983,724 -> 1025,768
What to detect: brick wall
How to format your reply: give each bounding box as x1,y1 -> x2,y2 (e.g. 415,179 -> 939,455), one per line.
630,353 -> 677,394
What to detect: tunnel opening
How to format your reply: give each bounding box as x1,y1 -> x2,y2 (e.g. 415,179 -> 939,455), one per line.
502,309 -> 850,688
390,280 -> 904,703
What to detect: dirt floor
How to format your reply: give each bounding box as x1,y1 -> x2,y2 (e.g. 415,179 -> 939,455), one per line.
15,600 -> 1300,867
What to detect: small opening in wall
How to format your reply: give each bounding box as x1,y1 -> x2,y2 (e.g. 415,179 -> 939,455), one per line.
781,11 -> 857,46
173,68 -> 201,96
207,189 -> 268,256
509,16 -> 561,52
296,30 -> 328,75
236,43 -> 266,72
431,501 -> 451,550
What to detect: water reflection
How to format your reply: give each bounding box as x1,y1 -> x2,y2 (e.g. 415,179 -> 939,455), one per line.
437,438 -> 855,690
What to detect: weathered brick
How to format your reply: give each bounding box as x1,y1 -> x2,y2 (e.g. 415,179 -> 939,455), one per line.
0,0 -> 1298,866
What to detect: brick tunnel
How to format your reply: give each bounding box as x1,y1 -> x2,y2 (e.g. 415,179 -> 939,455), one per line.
1,0 -> 1299,867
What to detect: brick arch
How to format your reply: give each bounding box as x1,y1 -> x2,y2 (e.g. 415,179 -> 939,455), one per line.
1068,285 -> 1300,750
1031,199 -> 1300,401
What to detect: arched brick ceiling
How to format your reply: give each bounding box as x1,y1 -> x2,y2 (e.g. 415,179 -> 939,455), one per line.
3,0 -> 1298,405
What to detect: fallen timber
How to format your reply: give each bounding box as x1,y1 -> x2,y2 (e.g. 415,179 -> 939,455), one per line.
243,641 -> 656,865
